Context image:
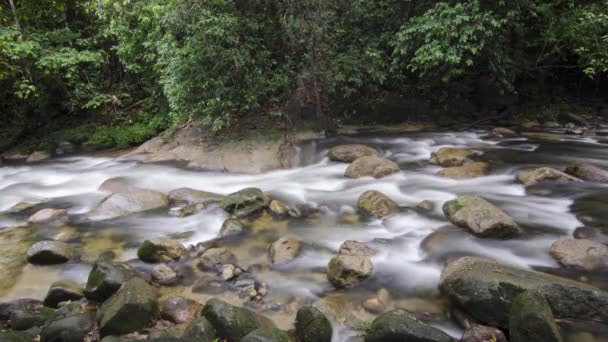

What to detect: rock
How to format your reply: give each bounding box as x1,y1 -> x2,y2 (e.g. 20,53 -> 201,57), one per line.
40,312 -> 96,342
98,277 -> 159,336
43,280 -> 84,308
10,306 -> 56,330
358,190 -> 399,219
443,195 -> 521,238
565,162 -> 608,183
430,147 -> 474,167
26,241 -> 74,265
492,127 -> 517,137
0,299 -> 43,320
417,200 -> 434,211
84,261 -> 141,302
182,316 -> 217,341
550,238 -> 608,271
87,187 -> 169,221
137,237 -> 187,263
517,167 -> 580,186
363,297 -> 386,314
437,162 -> 489,179
151,263 -> 178,285
26,151 -> 50,163
366,309 -> 454,342
169,203 -> 205,217
98,177 -> 131,193
338,240 -> 378,256
168,187 -> 224,205
0,330 -> 30,342
220,188 -> 267,218
574,226 -> 608,245
327,254 -> 373,288
55,141 -> 76,156
439,256 -> 608,328
26,208 -> 69,226
198,248 -> 237,271
269,235 -> 300,264
461,324 -> 507,342
327,144 -> 378,163
294,306 -> 332,342
201,298 -> 274,341
242,328 -> 292,342
509,290 -> 563,342
161,296 -> 201,324
268,200 -> 290,219
218,218 -> 245,238
221,264 -> 237,281
345,156 -> 400,179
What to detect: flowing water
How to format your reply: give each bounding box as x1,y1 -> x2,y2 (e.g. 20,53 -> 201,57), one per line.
1,129 -> 608,341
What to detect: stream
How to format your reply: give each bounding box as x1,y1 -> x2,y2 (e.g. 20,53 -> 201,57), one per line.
1,129 -> 608,341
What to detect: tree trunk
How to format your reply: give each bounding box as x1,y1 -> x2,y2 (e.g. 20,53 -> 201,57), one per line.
8,0 -> 20,30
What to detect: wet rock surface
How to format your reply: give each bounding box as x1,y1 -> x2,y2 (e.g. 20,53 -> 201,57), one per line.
509,290 -> 563,342
294,306 -> 332,342
443,195 -> 521,238
26,241 -> 75,265
357,190 -> 399,219
366,309 -> 455,342
327,144 -> 378,162
345,156 -> 400,179
550,238 -> 608,271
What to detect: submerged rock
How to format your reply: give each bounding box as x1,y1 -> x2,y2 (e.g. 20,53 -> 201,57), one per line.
269,235 -> 300,264
201,298 -> 274,341
182,316 -> 217,341
268,200 -> 290,219
509,290 -> 563,342
26,208 -> 69,226
168,187 -> 224,205
517,167 -> 580,186
574,225 -> 608,245
437,162 -> 489,179
439,256 -> 608,328
0,299 -> 43,320
161,296 -> 201,324
366,309 -> 454,342
430,147 -> 474,167
338,240 -> 378,256
198,247 -> 237,271
327,144 -> 378,162
327,254 -> 373,288
218,218 -> 246,238
242,328 -> 292,342
26,241 -> 74,265
84,261 -> 141,302
345,156 -> 400,179
565,162 -> 608,183
151,263 -> 178,285
137,237 -> 187,263
40,312 -> 96,342
443,195 -> 521,238
97,277 -> 159,336
461,324 -> 507,342
220,188 -> 267,218
43,280 -> 84,308
88,187 -> 169,221
294,306 -> 332,342
358,190 -> 399,219
550,238 -> 608,271
492,127 -> 517,137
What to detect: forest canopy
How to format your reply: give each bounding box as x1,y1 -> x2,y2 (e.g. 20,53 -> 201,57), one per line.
1,0 -> 607,149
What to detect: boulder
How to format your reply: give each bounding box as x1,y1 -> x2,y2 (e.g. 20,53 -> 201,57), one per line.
550,238 -> 608,271
0,299 -> 43,320
84,261 -> 141,302
220,188 -> 267,218
43,280 -> 84,308
26,241 -> 74,265
517,167 -> 580,186
137,237 -> 187,263
437,162 -> 489,179
151,263 -> 178,285
439,256 -> 608,328
461,324 -> 507,342
26,208 -> 69,226
430,147 -> 474,167
327,254 -> 373,288
268,200 -> 289,219
26,151 -> 50,163
97,277 -> 159,336
509,290 -> 563,342
492,127 -> 517,137
366,309 -> 454,342
182,316 -> 217,341
345,156 -> 400,179
443,195 -> 521,238
98,177 -> 131,193
565,162 -> 608,183
574,225 -> 608,245
40,312 -> 96,342
10,306 -> 56,330
218,218 -> 245,238
269,235 -> 300,264
294,306 -> 332,342
358,190 -> 399,219
201,298 -> 274,341
338,240 -> 378,256
0,330 -> 30,342
169,203 -> 205,217
327,144 -> 378,163
161,296 -> 201,324
242,328 -> 293,342
198,248 -> 237,271
168,187 -> 224,205
87,187 -> 169,221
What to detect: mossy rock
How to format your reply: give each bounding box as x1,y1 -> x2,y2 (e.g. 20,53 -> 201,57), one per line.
220,188 -> 267,218
443,195 -> 521,238
84,261 -> 141,302
0,329 -> 30,342
43,280 -> 84,308
136,237 -> 187,263
40,312 -> 96,342
366,309 -> 455,342
201,298 -> 274,341
242,328 -> 292,342
294,306 -> 332,342
509,290 -> 563,342
10,306 -> 56,331
358,190 -> 399,219
182,316 -> 217,342
326,254 -> 373,288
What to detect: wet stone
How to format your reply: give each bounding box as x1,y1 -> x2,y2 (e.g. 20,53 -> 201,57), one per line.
161,296 -> 201,324
26,241 -> 75,265
43,280 -> 84,308
151,263 -> 179,285
294,306 -> 332,342
269,235 -> 300,264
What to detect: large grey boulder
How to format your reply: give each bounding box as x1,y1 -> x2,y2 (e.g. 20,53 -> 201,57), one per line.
358,190 -> 399,219
220,188 -> 267,218
88,187 -> 169,221
517,167 -> 580,186
345,156 -> 400,179
443,195 -> 521,238
366,309 -> 454,342
294,306 -> 332,342
430,147 -> 474,167
550,238 -> 608,271
328,144 -> 378,162
327,254 -> 373,288
97,278 -> 159,336
201,298 -> 274,341
509,290 -> 563,342
565,162 -> 608,183
84,261 -> 141,302
439,257 -> 608,328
